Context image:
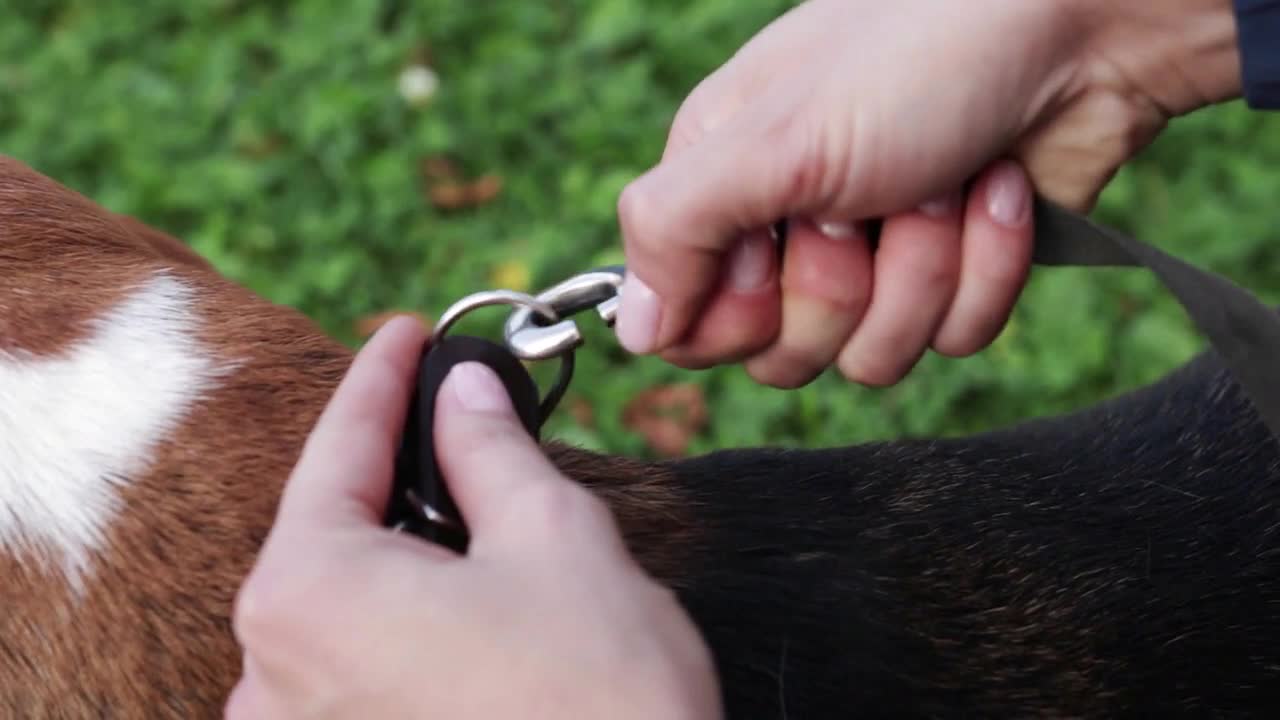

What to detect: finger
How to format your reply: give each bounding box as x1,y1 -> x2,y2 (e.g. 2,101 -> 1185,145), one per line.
432,363 -> 625,558
932,160 -> 1034,356
646,69 -> 783,370
836,191 -> 965,386
654,228 -> 781,369
272,314 -> 428,535
614,92 -> 828,357
223,659 -> 290,720
741,219 -> 873,388
657,80 -> 773,368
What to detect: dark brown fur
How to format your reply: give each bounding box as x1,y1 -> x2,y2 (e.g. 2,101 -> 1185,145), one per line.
2,155 -> 1279,718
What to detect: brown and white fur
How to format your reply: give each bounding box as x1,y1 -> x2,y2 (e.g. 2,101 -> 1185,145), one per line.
3,154 -> 1280,718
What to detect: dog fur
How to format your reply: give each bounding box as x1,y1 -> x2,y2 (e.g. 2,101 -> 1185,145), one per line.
2,154 -> 1279,718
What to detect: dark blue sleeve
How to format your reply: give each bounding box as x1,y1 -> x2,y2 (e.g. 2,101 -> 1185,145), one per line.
1235,0 -> 1280,109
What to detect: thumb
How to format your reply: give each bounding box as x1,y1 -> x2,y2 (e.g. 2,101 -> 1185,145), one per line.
433,362 -> 621,555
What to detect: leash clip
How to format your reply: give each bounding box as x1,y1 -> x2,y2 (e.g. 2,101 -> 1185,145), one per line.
502,265 -> 625,361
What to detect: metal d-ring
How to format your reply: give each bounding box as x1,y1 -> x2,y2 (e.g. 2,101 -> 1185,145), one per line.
432,288 -> 559,345
430,288 -> 576,426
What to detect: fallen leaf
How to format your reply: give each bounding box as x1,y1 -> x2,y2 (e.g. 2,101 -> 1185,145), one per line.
568,396 -> 595,428
622,383 -> 708,457
468,174 -> 503,203
355,310 -> 433,339
429,182 -> 470,209
428,173 -> 504,210
421,154 -> 460,181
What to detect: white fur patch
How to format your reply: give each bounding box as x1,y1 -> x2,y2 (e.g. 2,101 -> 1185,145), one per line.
0,272 -> 231,592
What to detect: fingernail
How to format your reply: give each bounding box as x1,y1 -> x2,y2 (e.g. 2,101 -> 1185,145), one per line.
615,272 -> 661,354
986,162 -> 1029,227
729,232 -> 774,293
444,362 -> 512,414
817,220 -> 857,238
919,191 -> 961,218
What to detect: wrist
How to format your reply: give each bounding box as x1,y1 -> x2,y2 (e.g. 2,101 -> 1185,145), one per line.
1066,0 -> 1243,116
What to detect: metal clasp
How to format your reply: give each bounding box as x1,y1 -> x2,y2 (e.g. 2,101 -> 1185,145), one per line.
502,264 -> 625,361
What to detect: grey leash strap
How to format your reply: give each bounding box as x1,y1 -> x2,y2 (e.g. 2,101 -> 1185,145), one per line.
1031,196 -> 1280,440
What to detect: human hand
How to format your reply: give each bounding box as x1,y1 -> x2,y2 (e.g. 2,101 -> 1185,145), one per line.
614,0 -> 1243,388
225,316 -> 721,719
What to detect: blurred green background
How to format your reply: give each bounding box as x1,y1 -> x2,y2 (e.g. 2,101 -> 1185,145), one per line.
2,0 -> 1279,458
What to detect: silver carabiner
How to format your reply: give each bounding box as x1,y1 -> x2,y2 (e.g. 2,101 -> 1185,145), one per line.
502,265 -> 625,361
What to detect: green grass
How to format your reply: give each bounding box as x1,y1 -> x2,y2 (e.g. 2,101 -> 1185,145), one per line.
3,0 -> 1280,458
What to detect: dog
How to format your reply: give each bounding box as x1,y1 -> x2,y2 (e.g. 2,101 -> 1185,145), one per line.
2,153 -> 1279,718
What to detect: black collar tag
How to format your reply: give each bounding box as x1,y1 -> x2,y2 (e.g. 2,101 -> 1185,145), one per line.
385,334 -> 544,553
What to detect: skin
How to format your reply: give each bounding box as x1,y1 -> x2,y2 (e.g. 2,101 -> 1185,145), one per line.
228,0 -> 1246,715
225,316 -> 721,719
614,0 -> 1244,388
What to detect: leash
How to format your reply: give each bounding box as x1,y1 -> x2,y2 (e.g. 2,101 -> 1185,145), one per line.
383,197 -> 1280,552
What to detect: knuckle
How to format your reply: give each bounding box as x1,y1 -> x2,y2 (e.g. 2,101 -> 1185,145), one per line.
933,310 -> 1010,358
766,368 -> 820,390
900,243 -> 959,289
449,419 -> 532,465
232,572 -> 297,649
744,359 -> 787,388
232,555 -> 349,658
777,140 -> 822,206
677,70 -> 738,135
804,276 -> 871,317
510,479 -> 611,542
753,104 -> 830,205
784,240 -> 872,312
972,243 -> 1032,288
616,181 -> 665,250
745,349 -> 820,390
666,101 -> 712,155
665,121 -> 702,156
706,326 -> 777,365
826,276 -> 873,314
932,332 -> 985,358
658,346 -> 719,371
838,348 -> 906,388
